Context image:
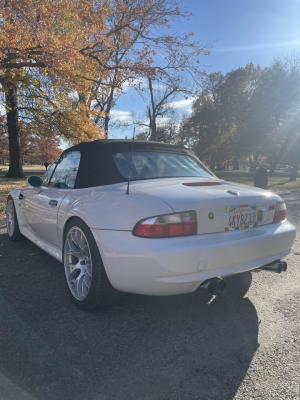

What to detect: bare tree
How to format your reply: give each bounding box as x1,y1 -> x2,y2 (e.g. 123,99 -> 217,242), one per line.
84,0 -> 210,137
146,75 -> 195,141
136,107 -> 180,142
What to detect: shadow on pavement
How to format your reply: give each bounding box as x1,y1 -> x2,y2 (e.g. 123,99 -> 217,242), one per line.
0,232 -> 258,400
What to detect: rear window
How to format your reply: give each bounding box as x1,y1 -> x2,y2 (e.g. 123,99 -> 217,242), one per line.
113,151 -> 212,180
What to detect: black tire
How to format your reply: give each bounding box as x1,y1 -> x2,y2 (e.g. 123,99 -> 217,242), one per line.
225,271 -> 253,298
63,218 -> 124,311
6,197 -> 23,242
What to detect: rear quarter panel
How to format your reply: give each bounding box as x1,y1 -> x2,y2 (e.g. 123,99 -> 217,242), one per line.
57,185 -> 173,248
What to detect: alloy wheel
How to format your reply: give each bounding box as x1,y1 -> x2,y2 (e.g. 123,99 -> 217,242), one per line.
6,200 -> 15,237
64,227 -> 92,300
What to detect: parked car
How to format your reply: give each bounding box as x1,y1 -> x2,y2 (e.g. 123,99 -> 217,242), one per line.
6,140 -> 296,310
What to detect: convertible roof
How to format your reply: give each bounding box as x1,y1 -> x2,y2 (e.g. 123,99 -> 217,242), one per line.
62,139 -> 194,189
64,139 -> 192,155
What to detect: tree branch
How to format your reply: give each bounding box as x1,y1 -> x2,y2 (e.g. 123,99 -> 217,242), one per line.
1,61 -> 46,69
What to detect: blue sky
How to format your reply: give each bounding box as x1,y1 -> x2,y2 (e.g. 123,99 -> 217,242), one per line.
109,0 -> 300,139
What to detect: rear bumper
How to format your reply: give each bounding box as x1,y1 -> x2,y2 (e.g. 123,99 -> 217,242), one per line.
92,220 -> 296,296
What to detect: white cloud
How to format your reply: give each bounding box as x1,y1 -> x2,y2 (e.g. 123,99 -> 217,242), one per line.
168,97 -> 196,114
122,77 -> 146,93
110,110 -> 132,123
0,104 -> 5,115
156,117 -> 171,126
109,97 -> 196,127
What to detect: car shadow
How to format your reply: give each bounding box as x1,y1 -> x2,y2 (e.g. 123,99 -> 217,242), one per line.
0,231 -> 259,400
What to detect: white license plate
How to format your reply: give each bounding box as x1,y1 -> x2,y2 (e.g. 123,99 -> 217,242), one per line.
226,204 -> 258,231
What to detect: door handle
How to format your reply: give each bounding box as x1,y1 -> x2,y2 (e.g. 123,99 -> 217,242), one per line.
19,193 -> 24,200
49,200 -> 58,206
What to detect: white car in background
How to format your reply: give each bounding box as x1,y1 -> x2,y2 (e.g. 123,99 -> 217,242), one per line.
6,140 -> 296,310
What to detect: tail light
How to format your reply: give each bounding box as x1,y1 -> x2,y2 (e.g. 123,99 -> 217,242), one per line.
273,202 -> 287,223
133,211 -> 197,238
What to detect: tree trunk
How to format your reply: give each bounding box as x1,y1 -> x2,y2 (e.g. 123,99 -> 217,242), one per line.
149,117 -> 157,141
290,149 -> 300,181
232,156 -> 240,170
148,77 -> 157,141
269,152 -> 277,175
249,156 -> 256,172
103,83 -> 116,139
4,78 -> 24,178
104,116 -> 109,138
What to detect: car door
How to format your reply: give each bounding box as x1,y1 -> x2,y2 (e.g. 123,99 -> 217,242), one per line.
22,151 -> 81,248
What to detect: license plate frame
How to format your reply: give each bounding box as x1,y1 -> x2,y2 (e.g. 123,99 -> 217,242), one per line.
226,204 -> 258,231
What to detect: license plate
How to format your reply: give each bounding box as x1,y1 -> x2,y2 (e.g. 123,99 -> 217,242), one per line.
226,204 -> 258,231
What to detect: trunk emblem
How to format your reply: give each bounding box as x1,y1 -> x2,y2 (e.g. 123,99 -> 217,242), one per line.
208,212 -> 214,220
226,190 -> 240,196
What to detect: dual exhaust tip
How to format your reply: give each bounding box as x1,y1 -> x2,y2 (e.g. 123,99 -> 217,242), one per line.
259,260 -> 287,274
200,278 -> 226,295
200,260 -> 287,295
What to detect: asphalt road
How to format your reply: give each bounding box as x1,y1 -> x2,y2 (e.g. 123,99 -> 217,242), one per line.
0,194 -> 299,400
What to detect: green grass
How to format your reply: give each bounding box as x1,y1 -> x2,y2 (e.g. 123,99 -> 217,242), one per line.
215,170 -> 300,191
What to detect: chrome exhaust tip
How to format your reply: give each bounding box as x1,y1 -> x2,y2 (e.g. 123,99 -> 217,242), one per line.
200,280 -> 218,295
282,261 -> 287,272
259,261 -> 283,274
217,278 -> 227,292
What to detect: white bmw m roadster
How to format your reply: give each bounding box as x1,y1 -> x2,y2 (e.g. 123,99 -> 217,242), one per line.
6,140 -> 296,310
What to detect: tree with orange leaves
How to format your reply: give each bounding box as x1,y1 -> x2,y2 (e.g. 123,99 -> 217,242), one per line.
1,0 -> 209,177
28,136 -> 61,166
0,0 -> 108,177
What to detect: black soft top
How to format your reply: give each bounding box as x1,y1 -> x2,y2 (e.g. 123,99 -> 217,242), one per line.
63,139 -> 195,189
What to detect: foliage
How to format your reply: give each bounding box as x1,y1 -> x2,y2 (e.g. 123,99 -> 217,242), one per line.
89,0 -> 210,138
1,120 -> 61,165
179,58 -> 300,178
0,0 -> 210,177
0,0 -> 110,176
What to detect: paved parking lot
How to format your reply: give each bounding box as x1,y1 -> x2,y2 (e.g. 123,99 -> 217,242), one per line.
0,193 -> 299,400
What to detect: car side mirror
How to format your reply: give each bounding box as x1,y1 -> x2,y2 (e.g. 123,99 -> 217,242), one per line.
27,175 -> 43,188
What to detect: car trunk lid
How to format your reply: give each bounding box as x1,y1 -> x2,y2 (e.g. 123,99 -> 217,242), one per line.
128,177 -> 279,234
